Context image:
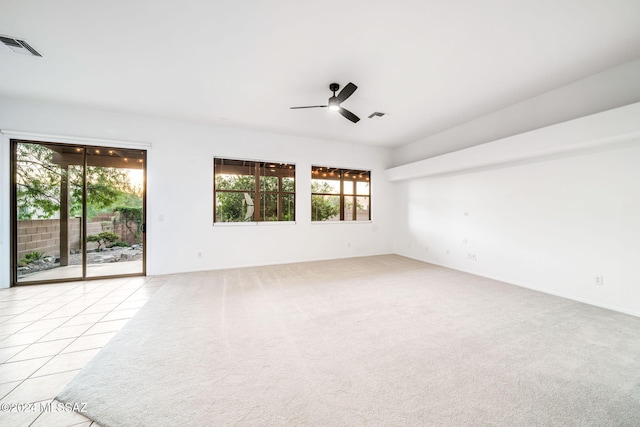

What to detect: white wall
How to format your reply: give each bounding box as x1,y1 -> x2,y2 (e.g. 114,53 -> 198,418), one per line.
0,96 -> 394,287
2,65 -> 639,318
392,122 -> 640,316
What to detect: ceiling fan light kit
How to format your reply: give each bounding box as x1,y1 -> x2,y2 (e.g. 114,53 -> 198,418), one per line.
291,82 -> 361,123
328,97 -> 340,111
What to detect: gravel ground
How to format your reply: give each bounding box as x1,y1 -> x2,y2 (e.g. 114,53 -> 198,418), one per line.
18,246 -> 143,277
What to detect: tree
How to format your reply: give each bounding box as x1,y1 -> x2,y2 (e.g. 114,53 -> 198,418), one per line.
16,143 -> 136,219
311,181 -> 340,221
215,174 -> 255,222
214,175 -> 341,222
87,231 -> 120,251
16,143 -> 67,219
114,206 -> 143,243
215,174 -> 296,222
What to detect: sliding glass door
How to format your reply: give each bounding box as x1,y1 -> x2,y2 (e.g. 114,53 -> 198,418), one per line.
84,147 -> 145,278
11,140 -> 146,285
13,143 -> 85,283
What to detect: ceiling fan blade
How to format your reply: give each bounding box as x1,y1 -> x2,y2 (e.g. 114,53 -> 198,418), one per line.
336,82 -> 357,103
290,105 -> 328,109
338,107 -> 360,123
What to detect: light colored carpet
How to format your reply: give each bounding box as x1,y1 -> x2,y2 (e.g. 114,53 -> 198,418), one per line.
58,255 -> 640,426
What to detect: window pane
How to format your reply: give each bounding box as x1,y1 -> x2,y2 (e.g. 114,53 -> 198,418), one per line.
215,174 -> 255,191
259,193 -> 278,221
282,177 -> 295,192
282,194 -> 295,221
260,175 -> 278,192
356,196 -> 370,220
356,181 -> 370,195
214,158 -> 295,223
258,193 -> 295,222
343,180 -> 355,195
15,143 -> 84,283
311,195 -> 340,221
215,159 -> 255,191
215,192 -> 254,222
312,166 -> 370,222
84,148 -> 145,278
344,196 -> 354,221
344,196 -> 370,221
311,179 -> 340,194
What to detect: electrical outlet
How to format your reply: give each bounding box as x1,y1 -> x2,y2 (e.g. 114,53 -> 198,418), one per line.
595,276 -> 604,286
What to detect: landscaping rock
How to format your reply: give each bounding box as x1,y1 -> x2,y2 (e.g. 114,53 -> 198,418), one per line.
17,245 -> 144,278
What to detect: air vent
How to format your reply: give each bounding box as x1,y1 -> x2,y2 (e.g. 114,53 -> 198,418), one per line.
0,35 -> 42,57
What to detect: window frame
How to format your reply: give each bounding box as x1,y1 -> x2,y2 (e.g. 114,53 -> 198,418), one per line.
213,158 -> 296,224
311,166 -> 371,222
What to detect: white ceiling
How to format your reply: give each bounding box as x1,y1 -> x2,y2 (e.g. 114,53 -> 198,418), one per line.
1,0 -> 640,148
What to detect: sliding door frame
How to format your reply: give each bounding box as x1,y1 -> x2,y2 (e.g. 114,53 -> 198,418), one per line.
8,134 -> 148,286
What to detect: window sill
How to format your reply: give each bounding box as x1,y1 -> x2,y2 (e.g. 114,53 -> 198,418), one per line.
213,221 -> 297,227
310,220 -> 372,225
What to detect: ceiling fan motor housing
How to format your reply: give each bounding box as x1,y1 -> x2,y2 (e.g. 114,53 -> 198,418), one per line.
290,82 -> 360,123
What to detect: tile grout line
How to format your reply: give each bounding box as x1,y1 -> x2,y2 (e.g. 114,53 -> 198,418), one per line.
22,277 -> 162,427
27,278 -> 152,369
0,281 -> 108,338
0,276 -> 160,409
1,277 -> 148,351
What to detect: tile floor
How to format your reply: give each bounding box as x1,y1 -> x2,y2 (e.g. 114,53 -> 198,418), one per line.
0,275 -> 168,427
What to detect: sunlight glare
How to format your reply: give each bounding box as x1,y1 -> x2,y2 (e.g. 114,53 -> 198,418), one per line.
127,169 -> 144,191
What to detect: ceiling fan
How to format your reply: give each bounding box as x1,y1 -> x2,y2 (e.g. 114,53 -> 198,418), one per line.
290,82 -> 360,123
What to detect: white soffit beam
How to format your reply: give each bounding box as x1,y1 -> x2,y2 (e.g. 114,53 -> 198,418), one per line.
386,102 -> 640,182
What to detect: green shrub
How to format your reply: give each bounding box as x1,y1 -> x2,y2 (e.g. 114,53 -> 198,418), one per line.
114,206 -> 143,244
111,241 -> 130,247
19,250 -> 45,266
87,231 -> 120,250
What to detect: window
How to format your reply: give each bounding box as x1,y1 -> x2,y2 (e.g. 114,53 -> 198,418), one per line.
311,166 -> 370,221
214,158 -> 295,223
